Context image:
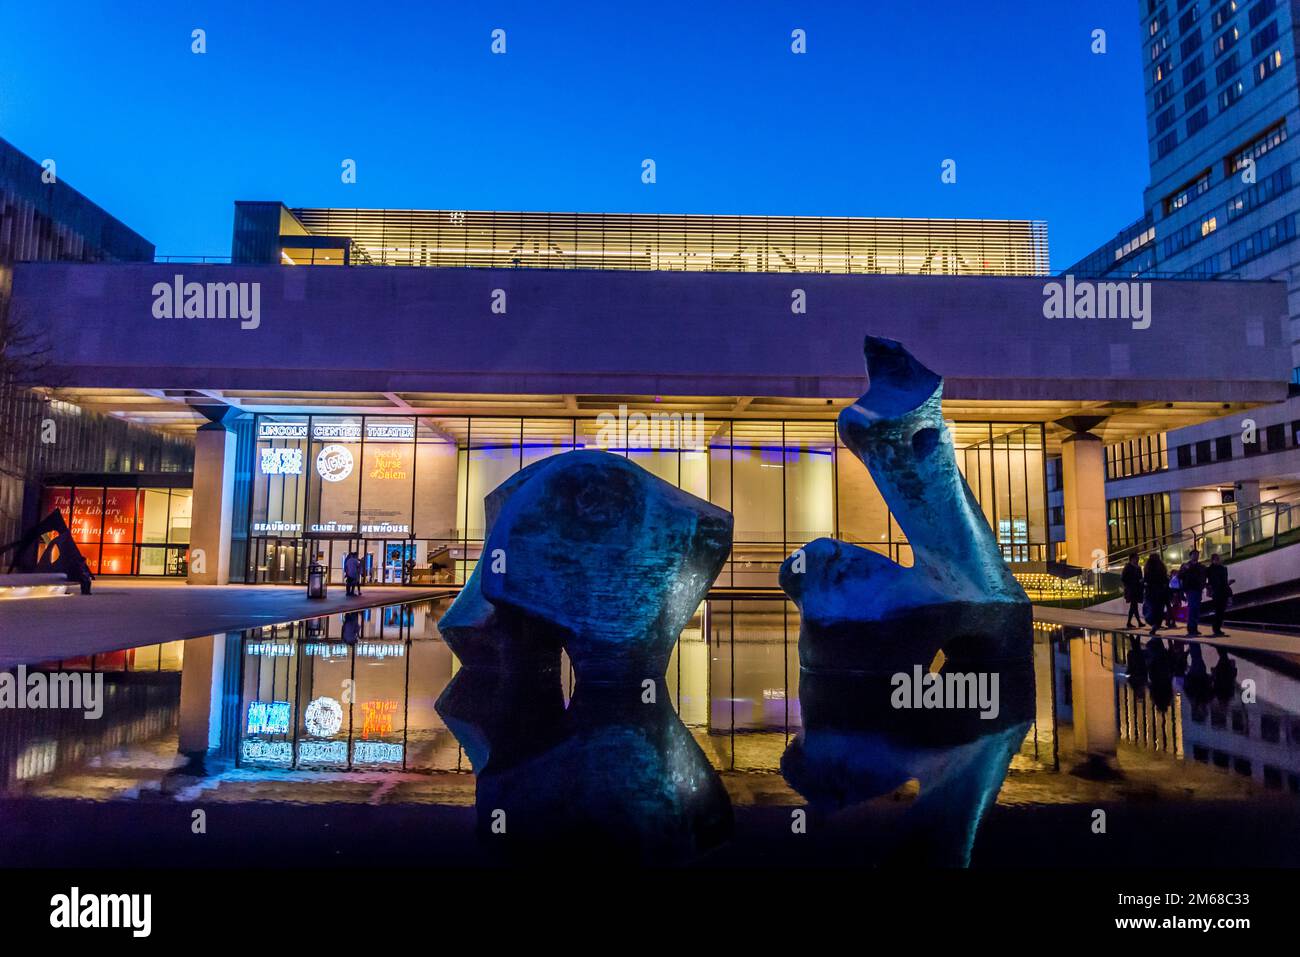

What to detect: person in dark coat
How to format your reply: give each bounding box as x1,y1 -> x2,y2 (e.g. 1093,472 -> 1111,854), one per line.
1121,553 -> 1144,629
1206,553 -> 1234,637
1180,549 -> 1207,636
1143,554 -> 1169,635
343,551 -> 361,597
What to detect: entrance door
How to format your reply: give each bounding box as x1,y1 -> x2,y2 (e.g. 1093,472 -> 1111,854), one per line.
251,538 -> 305,584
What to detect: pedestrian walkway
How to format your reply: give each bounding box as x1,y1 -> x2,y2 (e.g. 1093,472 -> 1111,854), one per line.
1032,604 -> 1299,656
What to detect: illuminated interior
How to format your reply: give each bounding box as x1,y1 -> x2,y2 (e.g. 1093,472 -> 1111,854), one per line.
277,207 -> 1051,276
247,413 -> 1047,586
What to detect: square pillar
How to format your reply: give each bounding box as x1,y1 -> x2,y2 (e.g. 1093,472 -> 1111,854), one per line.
1060,431 -> 1108,568
178,634 -> 227,756
188,422 -> 237,584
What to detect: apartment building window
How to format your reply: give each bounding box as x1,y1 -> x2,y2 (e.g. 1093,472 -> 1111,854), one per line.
1228,211 -> 1297,267
1184,79 -> 1207,108
1225,163 -> 1292,220
1212,0 -> 1238,28
1180,28 -> 1203,57
1165,169 -> 1213,213
1251,20 -> 1279,55
1107,493 -> 1173,553
1257,49 -> 1283,82
1156,81 -> 1176,108
1219,79 -> 1245,110
1183,53 -> 1207,83
1154,32 -> 1173,59
1151,8 -> 1166,34
1249,0 -> 1276,28
1226,120 -> 1287,174
1107,434 -> 1169,478
1200,212 -> 1217,234
1186,251 -> 1221,276
1188,107 -> 1211,136
1216,52 -> 1240,82
1179,5 -> 1202,32
1157,106 -> 1178,132
1155,57 -> 1174,83
1215,26 -> 1241,56
1159,131 -> 1180,158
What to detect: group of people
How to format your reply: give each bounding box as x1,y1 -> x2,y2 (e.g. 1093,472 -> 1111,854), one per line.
1121,548 -> 1234,637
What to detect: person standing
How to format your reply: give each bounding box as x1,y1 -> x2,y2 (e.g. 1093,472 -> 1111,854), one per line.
1206,553 -> 1234,637
343,551 -> 360,597
1121,553 -> 1144,629
1143,554 -> 1169,636
1180,549 -> 1207,636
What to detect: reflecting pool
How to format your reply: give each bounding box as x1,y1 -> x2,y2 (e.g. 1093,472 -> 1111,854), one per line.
3,599 -> 1299,867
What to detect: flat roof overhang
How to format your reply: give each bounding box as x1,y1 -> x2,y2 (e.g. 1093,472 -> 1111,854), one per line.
13,263 -> 1293,448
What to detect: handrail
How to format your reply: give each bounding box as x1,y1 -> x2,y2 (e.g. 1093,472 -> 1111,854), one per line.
1102,490 -> 1300,570
1057,490 -> 1300,606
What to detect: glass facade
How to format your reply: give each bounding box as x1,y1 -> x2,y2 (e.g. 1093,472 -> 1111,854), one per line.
245,413 -> 1049,585
39,484 -> 193,575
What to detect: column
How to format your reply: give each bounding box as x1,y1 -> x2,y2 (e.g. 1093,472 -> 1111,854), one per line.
1069,638 -> 1119,767
188,419 -> 238,584
177,632 -> 241,771
1235,479 -> 1262,547
1059,429 -> 1109,568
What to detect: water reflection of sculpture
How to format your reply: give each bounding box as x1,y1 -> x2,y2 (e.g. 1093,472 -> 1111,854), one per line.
436,451 -> 735,864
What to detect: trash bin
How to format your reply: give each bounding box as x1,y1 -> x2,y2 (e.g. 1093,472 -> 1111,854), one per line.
307,562 -> 327,599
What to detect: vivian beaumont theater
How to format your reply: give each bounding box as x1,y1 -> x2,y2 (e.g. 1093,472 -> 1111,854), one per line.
1,146 -> 1293,596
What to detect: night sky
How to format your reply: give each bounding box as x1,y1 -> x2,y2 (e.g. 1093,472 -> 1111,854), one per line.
1,1 -> 1150,269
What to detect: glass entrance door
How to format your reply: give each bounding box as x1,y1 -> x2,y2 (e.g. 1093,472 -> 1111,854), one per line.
251,537 -> 306,584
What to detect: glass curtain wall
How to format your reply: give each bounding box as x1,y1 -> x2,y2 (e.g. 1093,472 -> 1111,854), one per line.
39,484 -> 193,575
247,414 -> 1049,585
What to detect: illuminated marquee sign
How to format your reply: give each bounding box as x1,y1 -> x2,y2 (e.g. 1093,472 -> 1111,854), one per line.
361,700 -> 398,739
252,521 -> 302,534
245,642 -> 294,657
316,444 -> 354,482
258,422 -> 308,440
257,421 -> 416,442
353,742 -> 403,764
260,447 -> 304,475
246,700 -> 292,735
302,642 -> 406,659
359,522 -> 410,535
298,740 -> 348,764
304,696 -> 344,737
241,740 -> 292,764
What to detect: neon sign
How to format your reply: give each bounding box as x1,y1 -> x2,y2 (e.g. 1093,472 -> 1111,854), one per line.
246,700 -> 291,735
260,447 -> 304,475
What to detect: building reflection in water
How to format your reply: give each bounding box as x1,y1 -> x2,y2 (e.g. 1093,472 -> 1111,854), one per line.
5,600 -> 1300,818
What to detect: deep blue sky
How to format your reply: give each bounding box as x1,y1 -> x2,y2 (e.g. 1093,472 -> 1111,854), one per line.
1,1 -> 1150,269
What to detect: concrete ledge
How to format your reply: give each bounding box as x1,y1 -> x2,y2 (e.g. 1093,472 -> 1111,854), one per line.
0,583 -> 453,669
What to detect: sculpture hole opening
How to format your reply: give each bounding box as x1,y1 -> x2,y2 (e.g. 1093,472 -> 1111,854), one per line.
911,427 -> 940,460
